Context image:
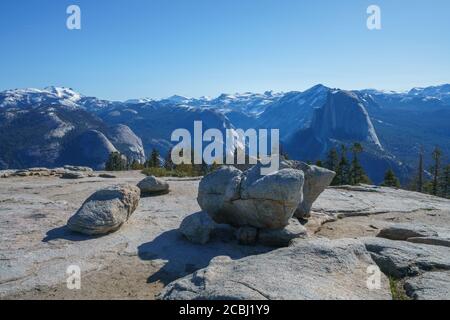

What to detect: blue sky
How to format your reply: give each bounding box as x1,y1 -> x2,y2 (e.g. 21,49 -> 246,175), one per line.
0,0 -> 449,100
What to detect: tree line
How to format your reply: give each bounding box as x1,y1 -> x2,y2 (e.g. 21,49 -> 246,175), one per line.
105,148 -> 220,177
408,146 -> 450,199
105,144 -> 450,199
316,144 -> 449,199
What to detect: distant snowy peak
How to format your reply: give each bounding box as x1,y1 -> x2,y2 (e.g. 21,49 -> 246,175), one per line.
408,84 -> 450,103
44,86 -> 83,101
0,86 -> 83,109
124,98 -> 154,105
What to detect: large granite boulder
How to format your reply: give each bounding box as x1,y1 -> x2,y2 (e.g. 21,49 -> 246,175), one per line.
280,160 -> 335,218
198,165 -> 304,229
159,238 -> 391,300
67,184 -> 140,235
137,176 -> 170,195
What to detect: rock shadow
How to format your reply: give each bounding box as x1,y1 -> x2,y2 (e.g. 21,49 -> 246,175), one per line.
137,216 -> 272,286
42,225 -> 100,242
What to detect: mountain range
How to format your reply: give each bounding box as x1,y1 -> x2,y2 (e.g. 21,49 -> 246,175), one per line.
0,84 -> 449,184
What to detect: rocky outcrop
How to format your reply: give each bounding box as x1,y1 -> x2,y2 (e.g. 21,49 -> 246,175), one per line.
0,167 -> 94,179
159,238 -> 391,300
377,223 -> 439,241
283,90 -> 408,184
107,124 -> 146,164
280,160 -> 335,218
362,237 -> 450,278
258,218 -> 307,247
137,176 -> 170,195
404,272 -> 450,300
198,164 -> 304,229
310,90 -> 382,148
61,130 -> 118,170
67,184 -> 140,235
63,165 -> 93,172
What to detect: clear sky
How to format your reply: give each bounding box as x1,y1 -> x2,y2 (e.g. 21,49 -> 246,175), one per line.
1,0 -> 449,101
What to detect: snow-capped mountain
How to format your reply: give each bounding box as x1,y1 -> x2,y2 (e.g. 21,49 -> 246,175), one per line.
0,84 -> 449,182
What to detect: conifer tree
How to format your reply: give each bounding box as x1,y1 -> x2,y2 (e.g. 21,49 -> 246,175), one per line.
431,147 -> 442,196
349,143 -> 371,185
440,164 -> 450,199
164,149 -> 174,171
105,152 -> 126,171
382,168 -> 400,188
148,148 -> 161,168
326,148 -> 339,172
417,147 -> 424,193
335,145 -> 350,185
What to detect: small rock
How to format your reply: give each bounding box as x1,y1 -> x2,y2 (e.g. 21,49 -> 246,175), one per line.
67,184 -> 140,235
63,165 -> 94,172
137,176 -> 169,195
259,219 -> 307,247
179,211 -> 216,244
377,223 -> 438,241
14,170 -> 31,177
99,173 -> 117,179
61,171 -> 86,179
236,227 -> 258,245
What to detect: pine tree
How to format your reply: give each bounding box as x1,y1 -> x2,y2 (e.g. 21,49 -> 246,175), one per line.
130,159 -> 144,170
349,143 -> 370,185
417,147 -> 424,193
148,148 -> 161,168
280,144 -> 289,160
105,152 -> 126,171
325,148 -> 339,172
315,160 -> 324,167
210,160 -> 220,172
382,169 -> 400,188
438,164 -> 450,199
335,145 -> 351,185
164,149 -> 174,171
431,147 -> 442,196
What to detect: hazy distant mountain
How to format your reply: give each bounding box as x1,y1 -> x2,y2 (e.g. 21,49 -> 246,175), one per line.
99,101 -> 236,157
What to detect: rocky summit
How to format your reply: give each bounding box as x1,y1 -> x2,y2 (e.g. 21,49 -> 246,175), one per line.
0,169 -> 449,300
